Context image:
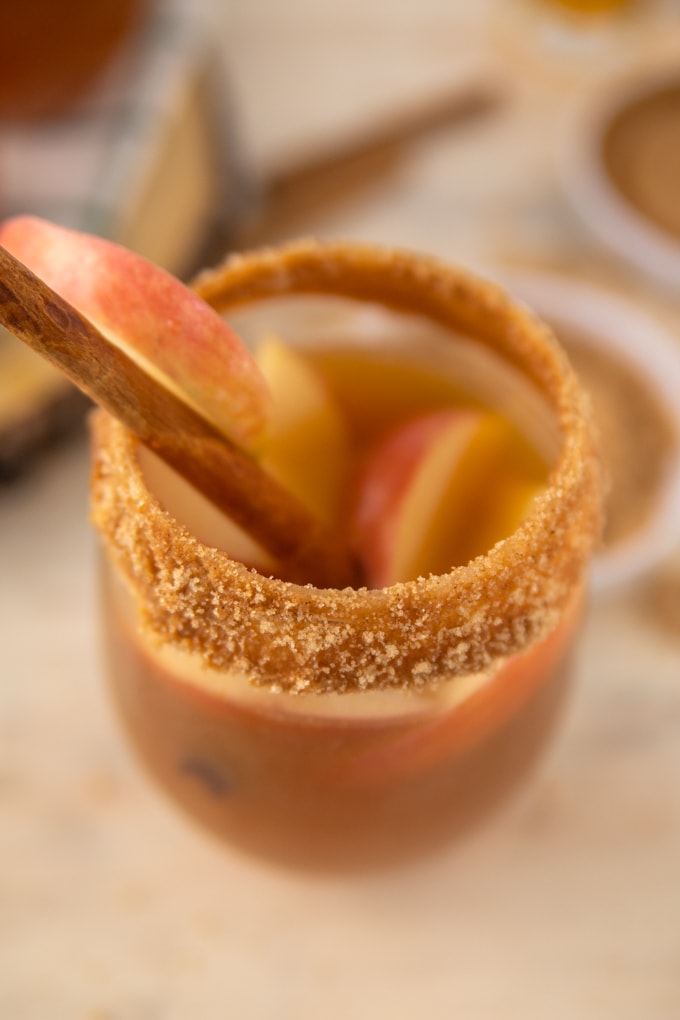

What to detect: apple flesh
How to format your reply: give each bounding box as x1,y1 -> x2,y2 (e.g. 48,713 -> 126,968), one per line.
351,408 -> 545,588
136,445 -> 277,573
255,335 -> 352,526
0,216 -> 272,453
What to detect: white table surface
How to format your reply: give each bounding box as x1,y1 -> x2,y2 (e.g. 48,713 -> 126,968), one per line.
2,2 -> 680,1017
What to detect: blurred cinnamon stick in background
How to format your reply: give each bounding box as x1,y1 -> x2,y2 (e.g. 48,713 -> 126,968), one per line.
235,82 -> 502,245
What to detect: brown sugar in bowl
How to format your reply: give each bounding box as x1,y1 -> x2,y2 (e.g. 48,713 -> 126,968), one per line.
561,65 -> 680,291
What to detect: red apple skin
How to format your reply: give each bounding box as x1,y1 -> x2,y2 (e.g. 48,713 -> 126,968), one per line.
350,407 -> 479,588
0,216 -> 272,452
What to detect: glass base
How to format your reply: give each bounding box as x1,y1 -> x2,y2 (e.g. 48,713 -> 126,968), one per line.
102,564 -> 576,873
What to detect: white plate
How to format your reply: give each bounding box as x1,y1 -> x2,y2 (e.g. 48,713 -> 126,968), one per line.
493,269 -> 680,593
560,64 -> 680,291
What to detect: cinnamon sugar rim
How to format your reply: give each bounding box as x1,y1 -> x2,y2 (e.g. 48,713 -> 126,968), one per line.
90,240 -> 603,694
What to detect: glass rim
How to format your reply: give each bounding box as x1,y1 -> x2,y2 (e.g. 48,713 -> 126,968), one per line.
90,240 -> 604,695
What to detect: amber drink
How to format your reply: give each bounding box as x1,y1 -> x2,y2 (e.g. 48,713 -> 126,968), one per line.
92,242 -> 602,869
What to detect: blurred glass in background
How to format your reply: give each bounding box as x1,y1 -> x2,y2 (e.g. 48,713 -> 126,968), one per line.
0,0 -> 148,121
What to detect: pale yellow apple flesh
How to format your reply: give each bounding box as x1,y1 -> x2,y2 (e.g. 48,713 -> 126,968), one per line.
137,445 -> 276,573
410,412 -> 545,576
255,335 -> 352,526
352,408 -> 546,588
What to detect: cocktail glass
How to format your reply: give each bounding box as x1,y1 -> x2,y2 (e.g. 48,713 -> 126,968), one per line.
92,241 -> 603,870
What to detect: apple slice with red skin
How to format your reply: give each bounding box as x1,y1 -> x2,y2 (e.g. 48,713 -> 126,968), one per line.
0,216 -> 272,453
0,226 -> 361,588
351,408 -> 480,588
351,408 -> 545,588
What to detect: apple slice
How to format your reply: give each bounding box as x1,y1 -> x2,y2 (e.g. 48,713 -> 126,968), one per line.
256,335 -> 352,525
0,230 -> 361,588
0,216 -> 272,452
352,409 -> 545,588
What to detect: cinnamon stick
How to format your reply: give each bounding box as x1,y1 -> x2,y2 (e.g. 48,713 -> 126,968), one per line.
0,245 -> 361,589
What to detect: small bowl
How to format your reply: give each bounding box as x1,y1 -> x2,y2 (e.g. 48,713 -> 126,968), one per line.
560,64 -> 680,290
495,269 -> 680,593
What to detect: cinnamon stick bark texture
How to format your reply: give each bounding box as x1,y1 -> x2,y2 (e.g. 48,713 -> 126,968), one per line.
0,245 -> 361,589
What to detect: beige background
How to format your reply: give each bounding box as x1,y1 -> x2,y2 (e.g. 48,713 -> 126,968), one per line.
2,1 -> 680,1018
